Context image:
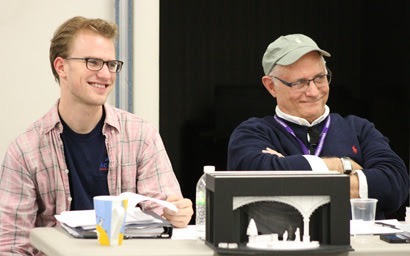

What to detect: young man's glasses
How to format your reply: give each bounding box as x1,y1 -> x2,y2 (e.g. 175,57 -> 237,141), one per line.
271,69 -> 332,92
65,57 -> 123,73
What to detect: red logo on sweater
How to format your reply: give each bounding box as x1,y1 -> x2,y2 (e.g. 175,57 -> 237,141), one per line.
352,145 -> 358,154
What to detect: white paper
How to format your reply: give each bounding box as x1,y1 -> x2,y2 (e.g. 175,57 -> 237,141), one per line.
171,225 -> 197,240
55,210 -> 96,229
350,219 -> 402,235
119,192 -> 178,213
55,207 -> 161,228
396,223 -> 410,233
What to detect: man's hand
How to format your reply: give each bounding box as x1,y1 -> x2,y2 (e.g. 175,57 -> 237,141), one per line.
350,173 -> 360,198
163,194 -> 193,228
322,157 -> 362,198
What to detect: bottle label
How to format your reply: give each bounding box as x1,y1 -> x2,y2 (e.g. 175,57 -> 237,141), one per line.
196,191 -> 206,206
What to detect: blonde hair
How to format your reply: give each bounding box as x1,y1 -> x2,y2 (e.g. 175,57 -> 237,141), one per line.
49,16 -> 118,82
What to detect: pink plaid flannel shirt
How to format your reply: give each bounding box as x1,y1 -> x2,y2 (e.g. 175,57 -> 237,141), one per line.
0,100 -> 182,255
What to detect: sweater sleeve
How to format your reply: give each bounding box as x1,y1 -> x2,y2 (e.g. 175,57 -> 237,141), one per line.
227,117 -> 312,171
352,116 -> 409,216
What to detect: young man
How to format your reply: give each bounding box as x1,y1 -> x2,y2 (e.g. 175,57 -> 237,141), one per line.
227,34 -> 409,236
0,16 -> 193,255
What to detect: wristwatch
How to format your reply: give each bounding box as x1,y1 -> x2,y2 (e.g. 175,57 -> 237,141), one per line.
340,157 -> 353,175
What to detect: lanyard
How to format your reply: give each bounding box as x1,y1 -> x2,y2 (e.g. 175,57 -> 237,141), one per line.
274,115 -> 331,156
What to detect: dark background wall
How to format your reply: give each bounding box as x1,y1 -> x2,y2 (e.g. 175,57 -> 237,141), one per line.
159,0 -> 409,223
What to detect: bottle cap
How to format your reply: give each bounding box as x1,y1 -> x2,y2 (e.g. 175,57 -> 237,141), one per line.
203,165 -> 215,173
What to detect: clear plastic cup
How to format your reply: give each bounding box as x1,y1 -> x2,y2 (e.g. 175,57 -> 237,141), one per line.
350,198 -> 378,237
350,198 -> 378,222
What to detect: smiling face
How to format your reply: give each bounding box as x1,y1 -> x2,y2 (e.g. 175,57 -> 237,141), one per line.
55,30 -> 117,108
262,51 -> 329,123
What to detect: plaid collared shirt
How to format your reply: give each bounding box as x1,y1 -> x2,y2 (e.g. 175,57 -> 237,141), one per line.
0,100 -> 182,255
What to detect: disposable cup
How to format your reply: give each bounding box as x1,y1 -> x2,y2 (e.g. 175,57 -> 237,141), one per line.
350,198 -> 378,222
350,198 -> 377,236
94,195 -> 128,246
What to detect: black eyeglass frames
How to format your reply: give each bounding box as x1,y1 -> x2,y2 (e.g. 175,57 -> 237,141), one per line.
271,69 -> 332,92
65,57 -> 123,73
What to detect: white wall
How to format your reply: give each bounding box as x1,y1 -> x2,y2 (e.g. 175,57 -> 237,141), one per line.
133,0 -> 159,129
0,0 -> 116,160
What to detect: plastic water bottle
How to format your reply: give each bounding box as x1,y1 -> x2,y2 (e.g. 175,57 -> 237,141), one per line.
195,165 -> 215,240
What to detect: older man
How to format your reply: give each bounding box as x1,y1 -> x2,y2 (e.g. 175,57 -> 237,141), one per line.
227,34 -> 409,236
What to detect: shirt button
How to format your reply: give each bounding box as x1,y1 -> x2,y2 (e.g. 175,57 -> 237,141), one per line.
111,130 -> 115,134
68,197 -> 72,202
65,169 -> 69,174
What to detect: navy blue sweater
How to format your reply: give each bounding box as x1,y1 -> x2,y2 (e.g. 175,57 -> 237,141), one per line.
227,113 -> 409,218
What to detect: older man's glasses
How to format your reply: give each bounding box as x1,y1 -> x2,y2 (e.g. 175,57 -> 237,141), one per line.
65,57 -> 123,73
272,70 -> 332,92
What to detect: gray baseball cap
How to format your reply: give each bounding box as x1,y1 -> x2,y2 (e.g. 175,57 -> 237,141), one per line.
262,34 -> 331,75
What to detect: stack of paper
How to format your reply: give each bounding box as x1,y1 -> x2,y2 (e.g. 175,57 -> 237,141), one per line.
55,207 -> 172,238
55,192 -> 176,238
350,219 -> 405,235
396,223 -> 410,238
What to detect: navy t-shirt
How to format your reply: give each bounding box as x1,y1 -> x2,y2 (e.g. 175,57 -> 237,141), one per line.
60,114 -> 109,210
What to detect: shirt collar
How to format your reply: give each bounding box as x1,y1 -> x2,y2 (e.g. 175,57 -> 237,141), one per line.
275,105 -> 330,127
102,103 -> 121,133
44,99 -> 120,134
